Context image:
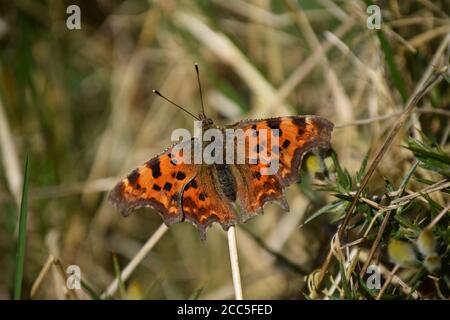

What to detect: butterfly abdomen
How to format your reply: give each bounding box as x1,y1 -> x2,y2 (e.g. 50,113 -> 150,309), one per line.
215,164 -> 237,202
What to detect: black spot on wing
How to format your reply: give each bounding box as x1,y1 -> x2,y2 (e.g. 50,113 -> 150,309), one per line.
163,182 -> 172,191
248,125 -> 259,137
292,117 -> 306,126
266,118 -> 280,130
147,159 -> 162,178
282,139 -> 291,148
127,169 -> 140,185
184,179 -> 198,191
292,117 -> 306,136
252,171 -> 262,180
152,184 -> 161,191
266,118 -> 282,136
176,171 -> 186,180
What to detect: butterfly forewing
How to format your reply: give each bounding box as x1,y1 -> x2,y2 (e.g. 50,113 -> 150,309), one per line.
228,116 -> 333,218
109,140 -> 197,226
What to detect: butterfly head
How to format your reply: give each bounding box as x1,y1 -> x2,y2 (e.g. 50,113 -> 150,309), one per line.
199,113 -> 214,129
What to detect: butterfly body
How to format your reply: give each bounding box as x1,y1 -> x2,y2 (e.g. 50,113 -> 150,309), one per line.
214,163 -> 237,202
110,115 -> 333,239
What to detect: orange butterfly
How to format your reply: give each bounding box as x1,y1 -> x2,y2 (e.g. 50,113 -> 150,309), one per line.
109,65 -> 334,239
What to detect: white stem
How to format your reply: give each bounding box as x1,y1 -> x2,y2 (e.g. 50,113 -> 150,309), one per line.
227,226 -> 243,300
102,223 -> 169,299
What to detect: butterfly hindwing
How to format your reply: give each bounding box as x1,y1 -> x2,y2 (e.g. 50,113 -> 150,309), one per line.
181,167 -> 237,239
233,163 -> 288,221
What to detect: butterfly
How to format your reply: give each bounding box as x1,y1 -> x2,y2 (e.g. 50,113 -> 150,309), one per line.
109,65 -> 334,239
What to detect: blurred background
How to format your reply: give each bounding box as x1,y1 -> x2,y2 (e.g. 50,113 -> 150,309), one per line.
0,0 -> 449,299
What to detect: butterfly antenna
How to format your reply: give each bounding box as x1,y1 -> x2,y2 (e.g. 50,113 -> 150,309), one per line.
195,63 -> 206,118
153,89 -> 200,120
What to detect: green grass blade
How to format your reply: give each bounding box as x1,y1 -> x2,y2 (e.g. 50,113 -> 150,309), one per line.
188,286 -> 204,300
80,280 -> 101,300
338,260 -> 353,299
302,200 -> 347,226
112,253 -> 126,299
13,156 -> 30,300
364,0 -> 408,103
376,30 -> 408,103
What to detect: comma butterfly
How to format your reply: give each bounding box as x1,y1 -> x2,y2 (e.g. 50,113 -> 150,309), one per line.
109,65 -> 334,239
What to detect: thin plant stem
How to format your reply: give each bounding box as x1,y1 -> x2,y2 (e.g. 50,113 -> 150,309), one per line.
227,226 -> 243,300
376,265 -> 400,300
102,223 -> 169,299
30,255 -> 55,299
53,259 -> 78,300
426,204 -> 450,230
13,156 -> 29,300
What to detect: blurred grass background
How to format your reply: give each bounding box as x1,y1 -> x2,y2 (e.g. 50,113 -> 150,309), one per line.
0,0 -> 449,299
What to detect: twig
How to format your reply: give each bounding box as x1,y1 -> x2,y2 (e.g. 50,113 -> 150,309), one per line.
425,204 -> 450,230
227,226 -> 243,300
376,265 -> 400,300
440,122 -> 450,147
409,25 -> 450,48
390,180 -> 450,205
53,258 -> 78,300
347,179 -> 450,212
336,108 -> 450,128
359,210 -> 393,278
102,223 -> 169,299
30,255 -> 55,299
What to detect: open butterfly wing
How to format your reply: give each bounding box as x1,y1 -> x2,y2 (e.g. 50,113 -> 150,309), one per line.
109,140 -> 197,226
229,116 -> 333,219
